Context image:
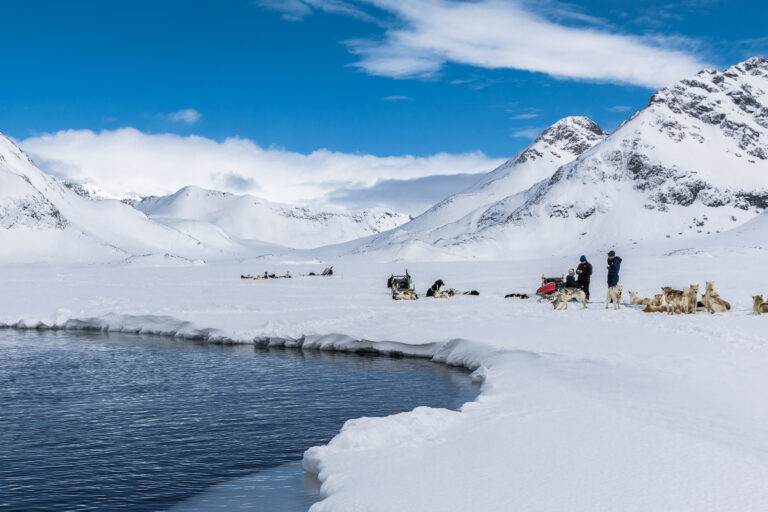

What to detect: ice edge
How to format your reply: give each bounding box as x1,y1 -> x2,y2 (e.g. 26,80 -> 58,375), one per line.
0,312 -> 494,506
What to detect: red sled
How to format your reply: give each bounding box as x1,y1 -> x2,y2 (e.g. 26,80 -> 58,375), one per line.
536,275 -> 565,299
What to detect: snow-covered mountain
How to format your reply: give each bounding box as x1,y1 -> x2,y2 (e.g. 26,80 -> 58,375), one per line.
0,130 -> 410,262
349,57 -> 768,259
0,132 -> 224,264
344,116 -> 608,258
64,182 -> 143,204
134,186 -> 411,250
402,116 -> 607,233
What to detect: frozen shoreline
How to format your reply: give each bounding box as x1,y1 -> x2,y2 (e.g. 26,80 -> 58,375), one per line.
3,251 -> 768,511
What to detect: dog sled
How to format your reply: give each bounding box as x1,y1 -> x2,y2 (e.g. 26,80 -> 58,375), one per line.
536,275 -> 565,300
388,270 -> 417,300
308,266 -> 333,276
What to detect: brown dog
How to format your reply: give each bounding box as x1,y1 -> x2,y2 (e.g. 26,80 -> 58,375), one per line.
661,286 -> 684,314
753,295 -> 768,314
682,284 -> 699,314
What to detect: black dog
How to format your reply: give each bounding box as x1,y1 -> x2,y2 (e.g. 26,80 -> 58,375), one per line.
426,279 -> 445,297
505,293 -> 530,299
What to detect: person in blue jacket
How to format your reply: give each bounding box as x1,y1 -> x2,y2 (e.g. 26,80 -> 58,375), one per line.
606,250 -> 622,287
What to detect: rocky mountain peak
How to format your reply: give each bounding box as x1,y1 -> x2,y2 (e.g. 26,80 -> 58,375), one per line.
512,116 -> 606,165
647,56 -> 768,160
470,57 -> 768,246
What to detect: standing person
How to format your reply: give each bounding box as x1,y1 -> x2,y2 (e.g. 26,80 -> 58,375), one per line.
606,250 -> 622,287
576,255 -> 592,299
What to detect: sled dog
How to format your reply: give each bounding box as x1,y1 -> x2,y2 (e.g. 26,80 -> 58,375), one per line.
427,279 -> 478,298
505,293 -> 530,299
642,304 -> 667,313
628,291 -> 653,306
661,286 -> 685,314
435,288 -> 479,298
703,281 -> 730,313
605,285 -> 623,310
553,288 -> 588,310
393,290 -> 418,300
753,295 -> 768,314
682,284 -> 699,314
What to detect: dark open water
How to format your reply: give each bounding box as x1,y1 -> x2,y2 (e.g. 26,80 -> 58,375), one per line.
0,329 -> 478,511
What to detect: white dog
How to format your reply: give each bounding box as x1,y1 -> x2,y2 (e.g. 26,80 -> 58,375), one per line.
605,285 -> 623,310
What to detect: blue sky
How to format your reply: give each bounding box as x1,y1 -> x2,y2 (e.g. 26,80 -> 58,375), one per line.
5,0 -> 768,213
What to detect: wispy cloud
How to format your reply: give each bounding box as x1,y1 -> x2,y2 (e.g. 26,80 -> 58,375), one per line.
165,109 -> 202,124
510,112 -> 540,120
608,105 -> 633,112
257,0 -> 378,23
258,0 -> 312,20
264,0 -> 708,88
383,95 -> 414,101
21,128 -> 503,211
511,127 -> 544,139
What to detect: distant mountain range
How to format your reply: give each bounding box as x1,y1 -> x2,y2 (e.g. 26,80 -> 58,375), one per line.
0,134 -> 409,263
2,56 -> 768,264
134,186 -> 410,250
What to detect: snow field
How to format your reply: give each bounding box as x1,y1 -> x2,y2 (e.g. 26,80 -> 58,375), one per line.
2,245 -> 768,511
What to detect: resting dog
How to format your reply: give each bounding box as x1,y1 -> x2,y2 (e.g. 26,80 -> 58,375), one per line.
427,279 -> 479,298
703,281 -> 730,314
643,304 -> 667,313
628,291 -> 653,306
393,290 -> 418,300
753,295 -> 768,314
553,288 -> 588,310
505,293 -> 530,299
605,285 -> 623,310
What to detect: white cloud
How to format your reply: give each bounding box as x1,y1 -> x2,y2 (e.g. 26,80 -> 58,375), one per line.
509,112 -> 539,120
510,127 -> 544,139
165,109 -> 202,124
339,0 -> 709,88
258,0 -> 377,23
20,128 -> 503,211
608,105 -> 633,112
258,0 -> 312,20
383,95 -> 414,101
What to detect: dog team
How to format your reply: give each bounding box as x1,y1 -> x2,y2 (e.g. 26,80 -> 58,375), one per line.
241,271 -> 292,280
636,282 -> 731,314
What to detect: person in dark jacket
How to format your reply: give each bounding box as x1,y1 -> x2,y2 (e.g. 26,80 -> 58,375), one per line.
565,269 -> 578,288
576,255 -> 592,299
606,250 -> 622,287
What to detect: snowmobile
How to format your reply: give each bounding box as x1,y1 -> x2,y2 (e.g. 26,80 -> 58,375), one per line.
387,270 -> 415,297
536,274 -> 566,300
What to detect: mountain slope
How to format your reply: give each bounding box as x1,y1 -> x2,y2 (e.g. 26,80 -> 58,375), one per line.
134,186 -> 411,249
401,116 -> 607,234
349,57 -> 768,260
0,133 -> 226,264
